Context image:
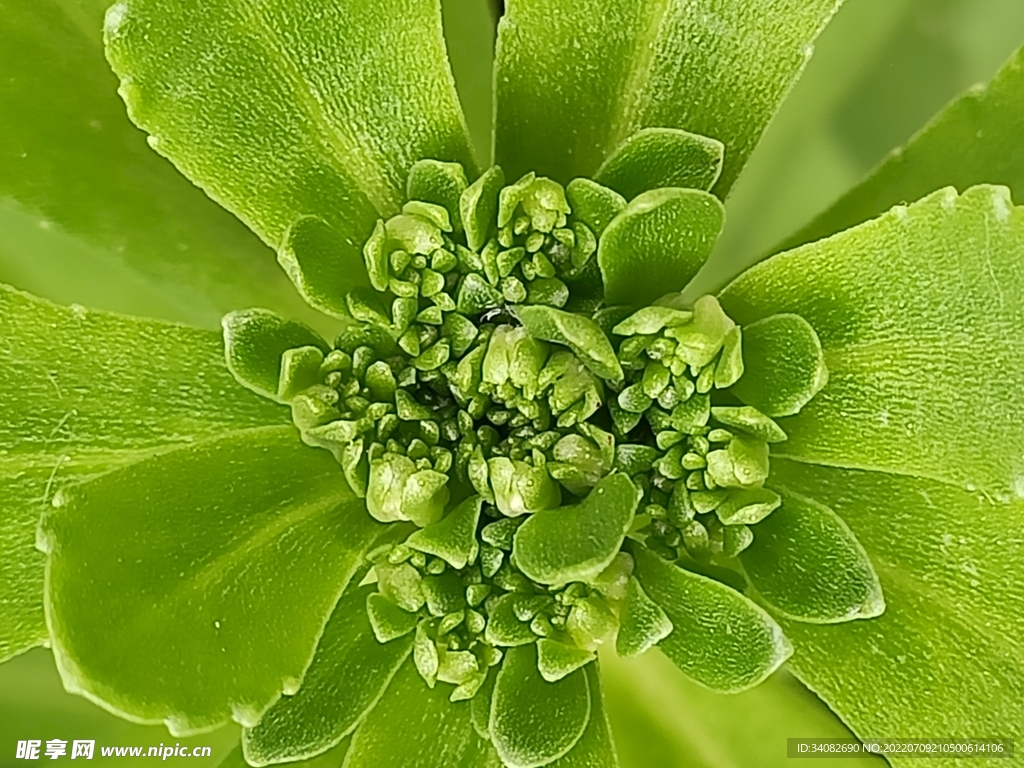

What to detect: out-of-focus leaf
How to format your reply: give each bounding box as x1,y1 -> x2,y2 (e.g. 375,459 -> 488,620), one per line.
104,0 -> 476,274
494,0 -> 843,194
40,426 -> 381,734
768,459 -> 1024,760
0,284 -> 286,663
601,649 -> 885,768
242,587 -> 411,766
721,185 -> 1024,498
345,660 -> 500,767
441,0 -> 496,163
0,649 -> 238,767
0,0 -> 320,329
786,44 -> 1024,249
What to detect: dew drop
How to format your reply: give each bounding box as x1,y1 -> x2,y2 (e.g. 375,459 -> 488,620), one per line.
282,676 -> 301,696
214,620 -> 221,630
231,703 -> 262,729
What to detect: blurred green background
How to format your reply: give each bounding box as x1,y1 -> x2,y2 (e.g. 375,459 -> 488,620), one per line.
3,0 -> 1024,765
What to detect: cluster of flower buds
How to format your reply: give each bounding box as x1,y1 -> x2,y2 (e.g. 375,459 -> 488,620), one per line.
238,158 -> 818,698
610,297 -> 789,563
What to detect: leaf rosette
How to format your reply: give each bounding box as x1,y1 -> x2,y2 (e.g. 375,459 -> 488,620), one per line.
2,0 -> 1023,767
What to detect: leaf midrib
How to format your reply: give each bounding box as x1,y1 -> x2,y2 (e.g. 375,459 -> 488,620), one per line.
237,0 -> 401,218
605,0 -> 672,156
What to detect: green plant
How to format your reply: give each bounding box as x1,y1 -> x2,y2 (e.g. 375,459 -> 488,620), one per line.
2,1 -> 1023,766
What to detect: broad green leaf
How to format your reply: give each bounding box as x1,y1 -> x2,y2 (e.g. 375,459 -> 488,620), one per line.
548,664 -> 617,768
222,309 -> 328,400
0,285 -> 286,663
242,586 -> 412,766
784,44 -> 1024,251
598,189 -> 724,308
728,314 -> 827,418
345,660 -> 500,768
513,474 -> 638,587
631,543 -> 791,693
601,650 -> 885,768
494,0 -> 843,194
768,458 -> 1024,760
490,645 -> 591,768
740,488 -> 884,623
720,185 -> 1024,498
40,425 -> 381,734
516,305 -> 623,382
0,0 -> 320,330
104,0 -> 476,266
596,129 -> 724,201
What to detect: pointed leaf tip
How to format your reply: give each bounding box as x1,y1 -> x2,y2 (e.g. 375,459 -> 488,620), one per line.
631,542 -> 792,692
616,576 -> 672,658
406,495 -> 484,570
599,189 -> 724,307
222,309 -> 328,400
490,645 -> 591,768
741,488 -> 885,624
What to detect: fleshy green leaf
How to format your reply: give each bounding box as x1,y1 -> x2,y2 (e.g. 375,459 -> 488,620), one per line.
565,179 -> 627,238
490,645 -> 591,768
616,576 -> 673,659
721,185 -> 1024,497
0,285 -> 286,663
598,189 -> 724,308
39,425 -> 381,734
462,166 -> 506,252
242,586 -> 412,766
548,664 -> 618,768
516,305 -> 623,382
727,314 -> 827,418
631,543 -> 791,693
740,488 -> 884,623
596,128 -> 724,200
104,0 -> 476,257
494,0 -> 844,193
513,473 -> 638,587
222,309 -> 328,400
345,660 -> 500,767
278,217 -> 373,319
0,0 -> 320,330
768,458 -> 1024,760
406,495 -> 483,570
784,44 -> 1024,252
602,650 -> 885,768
